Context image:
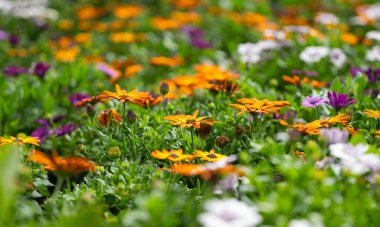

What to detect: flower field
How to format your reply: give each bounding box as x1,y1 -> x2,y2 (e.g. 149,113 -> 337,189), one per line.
1,0 -> 380,226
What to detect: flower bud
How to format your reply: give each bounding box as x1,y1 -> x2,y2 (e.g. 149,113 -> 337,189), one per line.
215,135 -> 230,148
108,147 -> 121,158
199,122 -> 212,140
86,104 -> 95,117
126,110 -> 137,124
160,81 -> 169,96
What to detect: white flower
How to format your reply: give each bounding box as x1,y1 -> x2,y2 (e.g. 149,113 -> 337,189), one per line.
329,48 -> 346,68
366,30 -> 380,41
360,3 -> 380,21
0,0 -> 58,20
237,40 -> 279,64
300,46 -> 329,64
329,143 -> 380,175
288,219 -> 312,227
315,13 -> 339,25
198,198 -> 262,227
366,46 -> 380,62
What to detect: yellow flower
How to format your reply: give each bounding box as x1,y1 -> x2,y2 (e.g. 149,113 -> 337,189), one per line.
193,150 -> 226,162
230,99 -> 290,116
101,84 -> 150,104
0,134 -> 40,146
363,109 -> 380,119
164,110 -> 217,128
150,149 -> 194,162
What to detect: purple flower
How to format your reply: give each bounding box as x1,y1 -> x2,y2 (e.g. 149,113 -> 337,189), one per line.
350,67 -> 380,83
68,93 -> 91,106
32,115 -> 66,141
327,91 -> 356,110
191,38 -> 212,49
96,63 -> 120,79
182,26 -> 211,49
33,62 -> 50,78
52,123 -> 79,136
302,96 -> 325,108
2,66 -> 28,76
0,30 -> 9,40
320,128 -> 349,145
8,34 -> 20,46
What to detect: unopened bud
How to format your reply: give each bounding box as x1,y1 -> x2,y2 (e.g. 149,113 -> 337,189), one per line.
199,123 -> 212,140
215,135 -> 230,148
108,147 -> 121,158
160,81 -> 169,96
126,110 -> 136,124
86,104 -> 95,117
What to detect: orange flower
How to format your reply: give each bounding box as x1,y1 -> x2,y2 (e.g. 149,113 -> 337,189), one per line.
113,5 -> 144,19
76,6 -> 106,20
150,56 -> 183,67
164,110 -> 217,128
130,95 -> 162,108
375,130 -> 380,138
0,134 -> 40,146
151,149 -> 194,162
283,113 -> 351,135
109,32 -> 145,43
171,162 -> 245,180
151,17 -> 182,30
230,99 -> 290,116
282,75 -> 326,88
125,64 -> 143,78
101,84 -> 150,104
171,0 -> 201,9
98,109 -> 122,126
363,109 -> 380,119
193,150 -> 226,162
74,95 -> 107,108
54,47 -> 80,63
28,150 -> 95,175
171,11 -> 200,24
74,33 -> 92,44
341,33 -> 358,45
209,80 -> 239,95
195,64 -> 239,81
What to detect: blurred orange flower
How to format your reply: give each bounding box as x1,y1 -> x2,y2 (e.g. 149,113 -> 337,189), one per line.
150,56 -> 183,67
28,150 -> 95,175
0,134 -> 40,146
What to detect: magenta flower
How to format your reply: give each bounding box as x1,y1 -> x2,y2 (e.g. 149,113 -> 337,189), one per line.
68,93 -> 91,106
2,66 -> 28,76
52,123 -> 79,136
33,62 -> 50,78
302,96 -> 325,108
327,91 -> 356,110
8,34 -> 20,46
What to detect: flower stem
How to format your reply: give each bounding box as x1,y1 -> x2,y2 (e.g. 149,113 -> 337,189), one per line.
191,128 -> 195,151
52,176 -> 64,198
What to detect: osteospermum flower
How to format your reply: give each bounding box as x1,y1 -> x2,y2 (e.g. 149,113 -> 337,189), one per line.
164,110 -> 217,128
230,98 -> 290,116
150,56 -> 183,67
363,109 -> 380,119
98,109 -> 122,126
0,134 -> 40,146
151,149 -> 194,162
193,150 -> 227,162
198,198 -> 262,227
28,150 -> 95,175
101,84 -> 150,104
302,96 -> 325,108
327,91 -> 356,110
319,128 -> 349,145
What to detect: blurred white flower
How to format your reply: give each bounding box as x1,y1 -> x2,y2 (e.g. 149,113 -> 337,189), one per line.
288,219 -> 312,227
366,31 -> 380,41
366,46 -> 380,62
329,143 -> 380,175
315,12 -> 339,25
300,46 -> 329,64
359,3 -> 380,21
0,0 -> 58,20
198,198 -> 262,227
237,40 -> 279,64
329,48 -> 346,68
320,128 -> 349,145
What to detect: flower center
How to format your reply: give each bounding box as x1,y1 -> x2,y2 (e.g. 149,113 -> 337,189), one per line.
169,154 -> 179,158
12,138 -> 23,143
206,153 -> 217,159
186,119 -> 196,124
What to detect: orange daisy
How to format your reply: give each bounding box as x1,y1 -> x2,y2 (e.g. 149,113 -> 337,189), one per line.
151,149 -> 194,162
164,110 -> 217,128
101,84 -> 150,104
28,150 -> 95,175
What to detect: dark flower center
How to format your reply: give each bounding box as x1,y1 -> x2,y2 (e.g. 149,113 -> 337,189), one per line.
186,119 -> 196,124
169,154 -> 179,158
206,153 -> 217,159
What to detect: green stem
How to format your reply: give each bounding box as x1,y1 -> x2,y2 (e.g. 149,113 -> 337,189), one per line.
191,128 -> 195,151
52,176 -> 64,198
